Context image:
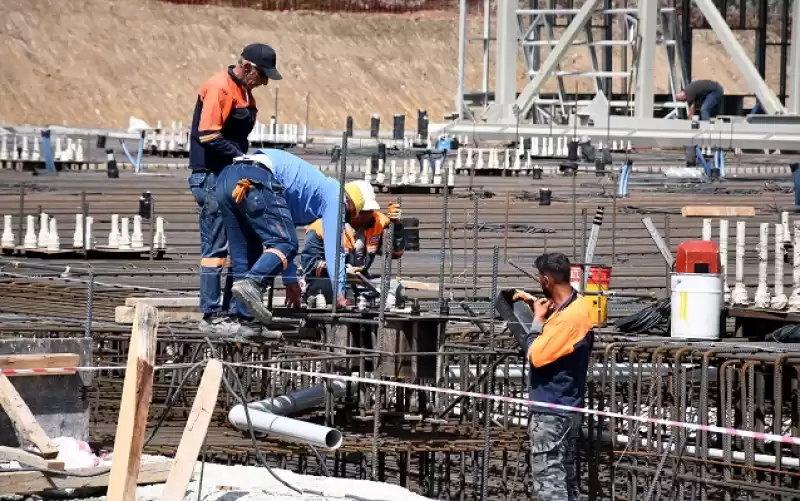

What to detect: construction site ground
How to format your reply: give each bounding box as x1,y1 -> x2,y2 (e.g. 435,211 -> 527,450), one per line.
1,147 -> 799,500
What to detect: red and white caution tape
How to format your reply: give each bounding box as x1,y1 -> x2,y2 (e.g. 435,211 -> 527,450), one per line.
2,367 -> 78,376
226,361 -> 800,447
16,359 -> 800,448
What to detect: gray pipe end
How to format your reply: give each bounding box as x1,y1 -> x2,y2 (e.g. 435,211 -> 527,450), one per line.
325,429 -> 343,450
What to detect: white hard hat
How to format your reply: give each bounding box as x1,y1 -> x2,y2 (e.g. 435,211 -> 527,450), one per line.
350,180 -> 380,211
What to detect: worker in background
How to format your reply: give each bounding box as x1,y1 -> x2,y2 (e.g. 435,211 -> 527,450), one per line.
216,149 -> 368,332
676,79 -> 724,121
301,180 -> 405,303
512,253 -> 593,501
188,43 -> 281,337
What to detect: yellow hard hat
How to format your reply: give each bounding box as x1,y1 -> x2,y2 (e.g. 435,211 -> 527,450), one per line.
344,182 -> 366,213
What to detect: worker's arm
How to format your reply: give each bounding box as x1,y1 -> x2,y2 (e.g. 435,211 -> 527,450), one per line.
688,104 -> 696,119
321,200 -> 347,298
197,85 -> 243,160
526,314 -> 589,368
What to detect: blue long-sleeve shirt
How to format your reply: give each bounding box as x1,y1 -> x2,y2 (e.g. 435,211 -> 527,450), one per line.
240,149 -> 347,297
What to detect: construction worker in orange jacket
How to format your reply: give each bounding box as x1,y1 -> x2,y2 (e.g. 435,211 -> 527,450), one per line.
301,180 -> 405,303
512,252 -> 593,501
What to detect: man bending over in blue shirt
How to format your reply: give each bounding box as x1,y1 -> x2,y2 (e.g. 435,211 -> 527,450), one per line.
215,149 -> 366,336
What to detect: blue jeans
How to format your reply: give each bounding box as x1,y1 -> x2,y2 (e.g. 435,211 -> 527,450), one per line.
216,163 -> 299,319
189,171 -> 231,316
699,89 -> 723,120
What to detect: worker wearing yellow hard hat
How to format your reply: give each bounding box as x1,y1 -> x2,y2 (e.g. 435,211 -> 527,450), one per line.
301,180 -> 405,304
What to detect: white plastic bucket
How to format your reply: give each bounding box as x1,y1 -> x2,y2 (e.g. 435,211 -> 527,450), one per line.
670,273 -> 723,340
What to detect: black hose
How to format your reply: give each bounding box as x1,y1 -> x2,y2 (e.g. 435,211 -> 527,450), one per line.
614,298 -> 671,334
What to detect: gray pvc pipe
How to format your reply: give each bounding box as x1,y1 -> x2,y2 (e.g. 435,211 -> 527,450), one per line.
245,380 -> 348,416
228,405 -> 343,450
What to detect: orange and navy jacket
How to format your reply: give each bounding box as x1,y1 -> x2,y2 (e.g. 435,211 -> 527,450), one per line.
300,220 -> 356,277
300,212 -> 405,277
189,67 -> 257,173
358,212 -> 405,272
524,290 -> 593,413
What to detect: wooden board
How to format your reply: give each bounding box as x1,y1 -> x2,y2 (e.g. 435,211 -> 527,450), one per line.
115,306 -> 201,324
0,374 -> 58,457
400,280 -> 441,292
0,460 -> 171,495
0,353 -> 79,371
106,303 -> 159,501
159,359 -> 223,501
0,446 -> 49,469
681,206 -> 756,217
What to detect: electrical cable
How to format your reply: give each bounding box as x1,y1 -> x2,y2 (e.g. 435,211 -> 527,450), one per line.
614,298 -> 670,334
143,359 -> 208,448
198,338 -> 302,495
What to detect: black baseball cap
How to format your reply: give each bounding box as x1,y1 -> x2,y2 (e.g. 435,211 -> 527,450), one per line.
241,43 -> 282,81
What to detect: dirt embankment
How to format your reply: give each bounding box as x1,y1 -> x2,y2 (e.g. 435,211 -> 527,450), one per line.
0,0 -> 786,129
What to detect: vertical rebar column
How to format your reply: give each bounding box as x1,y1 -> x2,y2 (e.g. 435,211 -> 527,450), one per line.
611,174 -> 618,263
372,224 -> 394,480
664,215 -> 671,294
331,132 -> 349,314
397,194 -> 404,275
438,167 -> 450,308
480,246 -> 500,501
84,272 -> 94,338
472,194 -> 479,299
436,167 -> 450,410
325,131 -> 349,428
572,170 -> 577,259
80,191 -> 87,253
503,192 -> 510,262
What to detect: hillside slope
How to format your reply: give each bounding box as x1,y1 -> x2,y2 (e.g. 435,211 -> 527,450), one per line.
0,0 -> 784,129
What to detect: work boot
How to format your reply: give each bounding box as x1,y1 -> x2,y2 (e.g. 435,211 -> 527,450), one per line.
231,278 -> 273,324
198,315 -> 260,339
243,321 -> 283,342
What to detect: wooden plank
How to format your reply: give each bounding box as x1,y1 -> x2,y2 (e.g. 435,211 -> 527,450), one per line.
159,359 -> 223,501
0,374 -> 58,457
0,460 -> 171,495
681,206 -> 756,217
0,354 -> 79,370
106,303 -> 159,501
400,280 -> 441,292
115,306 -> 202,324
0,446 -> 49,469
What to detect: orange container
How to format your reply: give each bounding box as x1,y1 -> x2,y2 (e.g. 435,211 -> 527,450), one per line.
570,265 -> 612,326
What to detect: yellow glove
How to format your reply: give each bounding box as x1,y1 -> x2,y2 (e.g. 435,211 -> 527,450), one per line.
387,202 -> 402,220
512,290 -> 536,304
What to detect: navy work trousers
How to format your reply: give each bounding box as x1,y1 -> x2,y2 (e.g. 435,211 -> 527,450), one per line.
216,163 -> 298,319
188,170 -> 231,316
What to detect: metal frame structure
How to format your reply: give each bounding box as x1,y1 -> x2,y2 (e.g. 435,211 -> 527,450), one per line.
457,0 -> 796,125
447,90 -> 800,148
